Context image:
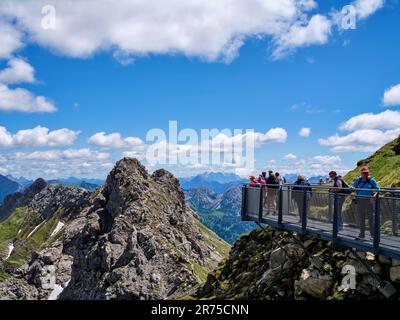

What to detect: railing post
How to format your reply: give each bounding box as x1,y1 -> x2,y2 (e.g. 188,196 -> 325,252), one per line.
302,188 -> 308,232
374,194 -> 381,253
241,185 -> 247,221
332,192 -> 339,244
391,192 -> 398,237
278,186 -> 283,226
258,187 -> 264,222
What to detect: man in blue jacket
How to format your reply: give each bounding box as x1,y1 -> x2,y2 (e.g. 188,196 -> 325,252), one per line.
351,166 -> 379,240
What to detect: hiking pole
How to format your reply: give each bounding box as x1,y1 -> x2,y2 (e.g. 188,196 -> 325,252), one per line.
349,249 -> 396,298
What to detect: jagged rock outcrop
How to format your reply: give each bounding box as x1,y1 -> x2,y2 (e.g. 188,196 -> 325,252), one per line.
0,180 -> 91,263
0,158 -> 228,300
196,228 -> 400,300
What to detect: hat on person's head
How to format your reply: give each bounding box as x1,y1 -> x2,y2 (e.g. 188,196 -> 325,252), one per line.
297,175 -> 305,181
329,171 -> 337,176
361,166 -> 369,173
249,175 -> 256,180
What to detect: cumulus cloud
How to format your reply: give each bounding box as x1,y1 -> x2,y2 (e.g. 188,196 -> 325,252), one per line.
320,109 -> 400,152
0,58 -> 36,84
319,128 -> 400,152
312,155 -> 341,164
0,0 -> 382,62
339,110 -> 400,131
284,153 -> 298,160
14,148 -> 109,161
88,132 -> 144,149
272,14 -> 332,58
0,21 -> 23,59
0,125 -> 79,148
0,0 -> 320,62
264,154 -> 347,177
1,149 -> 112,179
299,127 -> 311,137
383,84 -> 400,107
353,0 -> 384,19
0,84 -> 56,113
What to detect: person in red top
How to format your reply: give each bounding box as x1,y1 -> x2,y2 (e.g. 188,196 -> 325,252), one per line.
257,175 -> 266,187
249,176 -> 259,187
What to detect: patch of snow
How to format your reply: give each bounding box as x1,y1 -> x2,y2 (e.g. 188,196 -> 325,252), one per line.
6,242 -> 14,260
48,280 -> 70,301
18,229 -> 22,235
48,284 -> 64,300
27,222 -> 44,238
50,221 -> 65,238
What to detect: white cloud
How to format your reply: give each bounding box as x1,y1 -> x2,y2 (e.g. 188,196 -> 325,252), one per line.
319,128 -> 400,152
353,0 -> 384,19
0,58 -> 36,84
272,14 -> 332,59
383,84 -> 400,107
257,128 -> 288,143
0,84 -> 56,113
1,148 -> 112,179
0,126 -> 79,148
14,148 -> 109,161
5,0 -> 377,63
0,21 -> 23,59
88,132 -> 144,149
0,0 -> 322,62
312,155 -> 341,164
284,153 -> 297,160
339,110 -> 400,131
299,127 -> 311,137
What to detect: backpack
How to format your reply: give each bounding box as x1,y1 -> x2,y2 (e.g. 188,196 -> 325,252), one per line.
334,177 -> 351,194
355,177 -> 374,189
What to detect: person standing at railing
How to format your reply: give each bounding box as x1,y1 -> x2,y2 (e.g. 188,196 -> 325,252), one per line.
351,166 -> 380,240
266,171 -> 279,215
257,175 -> 266,187
329,171 -> 350,232
249,176 -> 259,188
292,175 -> 312,223
275,172 -> 285,186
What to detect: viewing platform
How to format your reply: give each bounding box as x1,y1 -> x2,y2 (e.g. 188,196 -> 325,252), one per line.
241,184 -> 400,259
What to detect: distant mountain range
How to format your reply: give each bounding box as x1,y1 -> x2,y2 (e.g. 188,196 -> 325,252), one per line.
0,175 -> 21,205
184,186 -> 255,244
0,175 -> 104,203
180,172 -> 246,194
47,177 -> 104,191
283,174 -> 328,184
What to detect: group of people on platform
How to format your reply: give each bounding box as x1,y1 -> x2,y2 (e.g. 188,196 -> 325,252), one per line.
247,166 -> 380,240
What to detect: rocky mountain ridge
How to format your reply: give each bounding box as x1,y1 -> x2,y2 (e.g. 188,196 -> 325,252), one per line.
0,158 -> 229,300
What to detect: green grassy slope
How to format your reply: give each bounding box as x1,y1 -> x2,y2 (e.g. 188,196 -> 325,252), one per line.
0,207 -> 64,271
344,135 -> 400,187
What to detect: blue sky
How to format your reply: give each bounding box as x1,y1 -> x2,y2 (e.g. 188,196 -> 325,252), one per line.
0,0 -> 400,180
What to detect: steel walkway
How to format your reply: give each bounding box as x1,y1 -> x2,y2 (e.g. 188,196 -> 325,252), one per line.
241,184 -> 400,260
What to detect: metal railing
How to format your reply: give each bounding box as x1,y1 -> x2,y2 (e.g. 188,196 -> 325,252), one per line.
241,184 -> 400,259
